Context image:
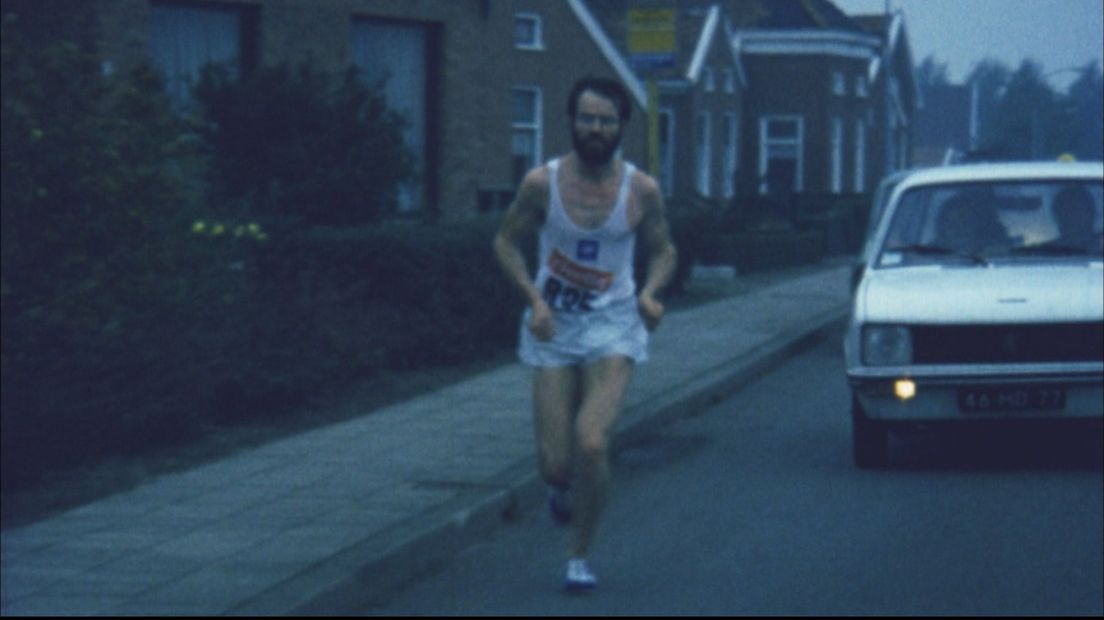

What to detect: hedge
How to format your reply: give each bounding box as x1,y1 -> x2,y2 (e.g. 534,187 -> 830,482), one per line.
0,9 -> 848,492
698,230 -> 827,272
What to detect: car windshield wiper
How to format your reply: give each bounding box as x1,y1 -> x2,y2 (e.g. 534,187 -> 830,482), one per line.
1008,242 -> 1095,256
884,243 -> 990,265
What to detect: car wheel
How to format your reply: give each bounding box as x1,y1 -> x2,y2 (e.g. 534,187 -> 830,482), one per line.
852,394 -> 889,469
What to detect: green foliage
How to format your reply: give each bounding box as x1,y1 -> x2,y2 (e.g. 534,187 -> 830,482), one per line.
955,57 -> 1104,161
251,218 -> 523,373
680,192 -> 872,273
659,204 -> 712,294
194,63 -> 414,226
1,19 -> 426,492
1,18 -> 228,486
699,230 -> 826,272
1,11 -> 843,496
1063,62 -> 1104,161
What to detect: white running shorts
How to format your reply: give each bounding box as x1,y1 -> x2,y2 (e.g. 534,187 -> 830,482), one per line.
518,299 -> 648,367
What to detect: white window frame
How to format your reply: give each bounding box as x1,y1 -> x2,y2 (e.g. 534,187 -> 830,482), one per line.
855,75 -> 868,98
659,108 -> 675,198
758,115 -> 804,195
723,68 -> 736,94
832,71 -> 846,96
830,116 -> 843,194
150,2 -> 244,110
696,112 -> 712,197
514,13 -> 544,50
510,86 -> 543,184
722,112 -> 738,198
352,19 -> 430,212
854,120 -> 866,192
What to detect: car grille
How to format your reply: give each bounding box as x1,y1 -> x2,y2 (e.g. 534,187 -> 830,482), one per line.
911,322 -> 1104,364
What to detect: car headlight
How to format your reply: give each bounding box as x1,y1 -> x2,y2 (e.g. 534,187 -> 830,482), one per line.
862,325 -> 913,366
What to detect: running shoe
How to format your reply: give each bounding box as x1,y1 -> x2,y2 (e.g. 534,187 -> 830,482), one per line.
547,486 -> 572,525
564,558 -> 597,591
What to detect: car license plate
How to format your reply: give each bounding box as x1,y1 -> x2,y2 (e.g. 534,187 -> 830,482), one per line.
958,386 -> 1066,413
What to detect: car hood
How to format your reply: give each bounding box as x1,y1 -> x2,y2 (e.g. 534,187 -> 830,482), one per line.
858,263 -> 1104,324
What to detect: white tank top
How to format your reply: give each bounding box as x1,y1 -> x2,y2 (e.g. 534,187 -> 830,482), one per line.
534,158 -> 637,314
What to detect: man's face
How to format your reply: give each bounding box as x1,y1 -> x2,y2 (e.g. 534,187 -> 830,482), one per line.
571,90 -> 622,166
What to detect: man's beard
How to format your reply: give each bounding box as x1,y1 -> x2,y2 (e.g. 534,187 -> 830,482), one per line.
572,129 -> 622,166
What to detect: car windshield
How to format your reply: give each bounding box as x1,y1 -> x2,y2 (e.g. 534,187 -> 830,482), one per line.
859,173 -> 910,262
876,179 -> 1104,268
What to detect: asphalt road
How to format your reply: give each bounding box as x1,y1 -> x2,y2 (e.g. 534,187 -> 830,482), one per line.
365,326 -> 1104,616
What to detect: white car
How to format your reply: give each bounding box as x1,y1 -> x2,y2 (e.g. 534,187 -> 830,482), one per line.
844,161 -> 1104,468
851,169 -> 915,293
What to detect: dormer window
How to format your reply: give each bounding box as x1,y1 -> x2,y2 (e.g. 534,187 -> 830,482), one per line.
703,66 -> 715,92
855,75 -> 868,98
515,13 -> 543,50
832,71 -> 846,96
723,68 -> 736,93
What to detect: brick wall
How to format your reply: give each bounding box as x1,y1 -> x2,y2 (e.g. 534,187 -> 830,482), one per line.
90,0 -> 647,221
739,53 -> 872,195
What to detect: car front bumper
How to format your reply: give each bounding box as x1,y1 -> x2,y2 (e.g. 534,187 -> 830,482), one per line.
848,365 -> 1104,422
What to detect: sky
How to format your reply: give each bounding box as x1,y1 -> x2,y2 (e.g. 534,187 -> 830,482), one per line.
831,0 -> 1104,90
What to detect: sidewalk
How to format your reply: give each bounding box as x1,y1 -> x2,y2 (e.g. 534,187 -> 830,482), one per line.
1,261 -> 852,616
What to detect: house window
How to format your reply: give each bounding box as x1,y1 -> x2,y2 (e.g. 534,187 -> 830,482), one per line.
722,113 -> 738,198
723,68 -> 736,94
353,19 -> 430,212
703,67 -> 715,92
830,117 -> 843,194
854,120 -> 866,192
855,75 -> 868,98
886,111 -> 898,174
515,13 -> 543,50
758,116 -> 804,195
696,112 -> 712,197
659,109 -> 675,198
511,86 -> 542,186
150,1 -> 255,110
832,71 -> 846,96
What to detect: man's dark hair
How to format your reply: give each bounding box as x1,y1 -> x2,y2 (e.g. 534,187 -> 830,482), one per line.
567,76 -> 632,123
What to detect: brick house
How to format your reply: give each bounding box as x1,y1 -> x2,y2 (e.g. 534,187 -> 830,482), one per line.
17,0 -> 916,218
852,10 -> 922,177
728,0 -> 900,198
591,0 -> 918,205
590,2 -> 746,206
52,0 -> 649,220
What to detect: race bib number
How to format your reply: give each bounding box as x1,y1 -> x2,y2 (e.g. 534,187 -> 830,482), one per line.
543,277 -> 597,312
542,249 -> 614,313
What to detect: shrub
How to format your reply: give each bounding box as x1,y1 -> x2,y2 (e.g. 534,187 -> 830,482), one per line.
194,62 -> 414,226
250,217 -> 524,375
699,230 -> 826,272
1,19 -> 232,488
657,203 -> 712,294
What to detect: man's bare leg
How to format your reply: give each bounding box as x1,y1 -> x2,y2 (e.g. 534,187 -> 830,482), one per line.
570,356 -> 634,559
533,366 -> 581,491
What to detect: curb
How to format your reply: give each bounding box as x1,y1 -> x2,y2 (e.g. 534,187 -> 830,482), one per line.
233,305 -> 851,615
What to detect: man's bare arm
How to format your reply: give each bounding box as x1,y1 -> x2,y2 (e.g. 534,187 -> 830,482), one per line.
493,168 -> 547,305
493,168 -> 555,340
636,174 -> 678,301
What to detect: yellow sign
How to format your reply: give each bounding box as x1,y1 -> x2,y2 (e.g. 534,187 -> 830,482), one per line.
628,9 -> 676,54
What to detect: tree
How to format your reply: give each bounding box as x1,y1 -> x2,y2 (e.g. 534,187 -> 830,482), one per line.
967,58 -> 1013,156
1,12 -> 232,488
998,60 -> 1058,158
1062,61 -> 1104,161
917,55 -> 951,91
